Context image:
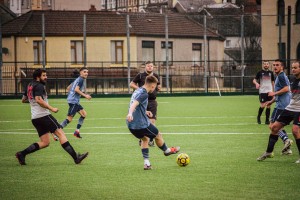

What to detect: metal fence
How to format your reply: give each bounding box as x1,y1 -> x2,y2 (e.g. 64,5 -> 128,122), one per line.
0,60 -> 263,96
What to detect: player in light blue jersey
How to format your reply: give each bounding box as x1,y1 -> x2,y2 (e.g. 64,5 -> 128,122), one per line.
61,67 -> 91,139
126,75 -> 180,170
259,60 -> 293,159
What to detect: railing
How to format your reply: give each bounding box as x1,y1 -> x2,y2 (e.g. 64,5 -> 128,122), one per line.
0,60 -> 266,96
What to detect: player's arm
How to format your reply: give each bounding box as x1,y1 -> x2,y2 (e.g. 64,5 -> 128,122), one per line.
253,78 -> 260,89
74,86 -> 91,100
127,100 -> 139,122
22,95 -> 29,103
268,86 -> 289,97
66,83 -> 72,92
35,96 -> 58,113
130,81 -> 139,90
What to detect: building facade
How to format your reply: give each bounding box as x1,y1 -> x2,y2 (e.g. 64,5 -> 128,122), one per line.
261,0 -> 300,63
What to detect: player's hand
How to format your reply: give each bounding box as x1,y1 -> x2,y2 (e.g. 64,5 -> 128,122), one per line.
51,107 -> 59,113
127,114 -> 133,122
146,111 -> 153,118
255,83 -> 260,89
268,92 -> 275,97
85,94 -> 92,100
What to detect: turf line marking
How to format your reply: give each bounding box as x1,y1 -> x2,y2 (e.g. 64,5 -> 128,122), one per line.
0,132 -> 263,135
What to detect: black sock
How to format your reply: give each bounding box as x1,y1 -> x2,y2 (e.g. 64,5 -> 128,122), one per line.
258,107 -> 264,117
142,148 -> 149,159
295,139 -> 300,155
61,141 -> 77,160
159,143 -> 168,151
266,134 -> 278,153
21,143 -> 40,156
265,108 -> 271,121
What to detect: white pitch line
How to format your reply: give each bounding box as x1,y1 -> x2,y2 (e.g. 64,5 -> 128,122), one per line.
0,132 -> 263,135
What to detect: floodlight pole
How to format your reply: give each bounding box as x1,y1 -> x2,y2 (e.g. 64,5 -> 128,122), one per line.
42,13 -> 46,69
165,11 -> 170,93
126,3 -> 131,94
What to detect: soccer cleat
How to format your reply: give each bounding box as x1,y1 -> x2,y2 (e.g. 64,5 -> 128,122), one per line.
295,158 -> 300,164
257,116 -> 261,124
257,152 -> 274,161
164,146 -> 180,156
282,148 -> 292,155
73,130 -> 82,139
148,140 -> 155,147
282,139 -> 293,154
15,152 -> 26,165
144,164 -> 152,170
265,120 -> 270,125
74,152 -> 89,164
52,133 -> 59,141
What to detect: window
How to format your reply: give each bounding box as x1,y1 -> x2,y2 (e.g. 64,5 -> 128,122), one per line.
278,42 -> 286,61
296,0 -> 300,24
297,43 -> 300,60
33,41 -> 46,65
277,0 -> 285,25
192,43 -> 202,67
71,41 -> 83,64
161,41 -> 173,65
225,40 -> 231,48
111,41 -> 123,64
142,41 -> 155,63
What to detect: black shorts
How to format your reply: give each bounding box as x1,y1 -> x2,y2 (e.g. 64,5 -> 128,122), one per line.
67,103 -> 83,117
270,108 -> 284,123
31,115 -> 61,137
276,109 -> 300,126
147,100 -> 157,120
129,123 -> 159,139
259,93 -> 272,103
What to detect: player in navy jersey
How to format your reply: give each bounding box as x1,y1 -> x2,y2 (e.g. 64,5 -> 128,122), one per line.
16,69 -> 88,165
60,67 -> 91,139
257,61 -> 300,164
263,59 -> 293,156
126,75 -> 180,170
130,61 -> 161,147
253,61 -> 275,124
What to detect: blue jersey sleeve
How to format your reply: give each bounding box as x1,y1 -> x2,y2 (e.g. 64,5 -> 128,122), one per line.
135,91 -> 148,103
278,74 -> 289,87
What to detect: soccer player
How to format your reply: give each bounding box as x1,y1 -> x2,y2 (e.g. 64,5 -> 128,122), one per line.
253,61 -> 275,124
126,75 -> 180,170
263,59 -> 293,156
257,61 -> 300,164
130,61 -> 161,147
60,67 -> 91,139
16,68 -> 88,165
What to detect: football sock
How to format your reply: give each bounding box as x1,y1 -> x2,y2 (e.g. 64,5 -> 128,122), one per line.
77,116 -> 85,130
258,107 -> 264,117
21,143 -> 40,156
159,143 -> 168,152
265,108 -> 271,121
278,129 -> 288,142
266,134 -> 278,153
142,148 -> 149,160
295,139 -> 300,155
61,141 -> 77,160
61,119 -> 70,128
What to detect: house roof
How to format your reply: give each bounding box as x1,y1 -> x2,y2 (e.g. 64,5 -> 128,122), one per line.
0,4 -> 17,24
1,10 -> 224,40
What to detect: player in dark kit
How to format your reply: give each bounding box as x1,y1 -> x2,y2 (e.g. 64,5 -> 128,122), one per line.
16,69 -> 88,165
253,61 -> 275,124
130,61 -> 161,147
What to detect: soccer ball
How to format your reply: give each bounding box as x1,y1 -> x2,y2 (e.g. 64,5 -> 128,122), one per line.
176,153 -> 190,167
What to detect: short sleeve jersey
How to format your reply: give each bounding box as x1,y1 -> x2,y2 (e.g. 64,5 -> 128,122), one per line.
126,87 -> 150,129
25,80 -> 50,119
255,70 -> 275,93
132,72 -> 160,100
285,76 -> 300,112
274,72 -> 291,110
67,76 -> 84,104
